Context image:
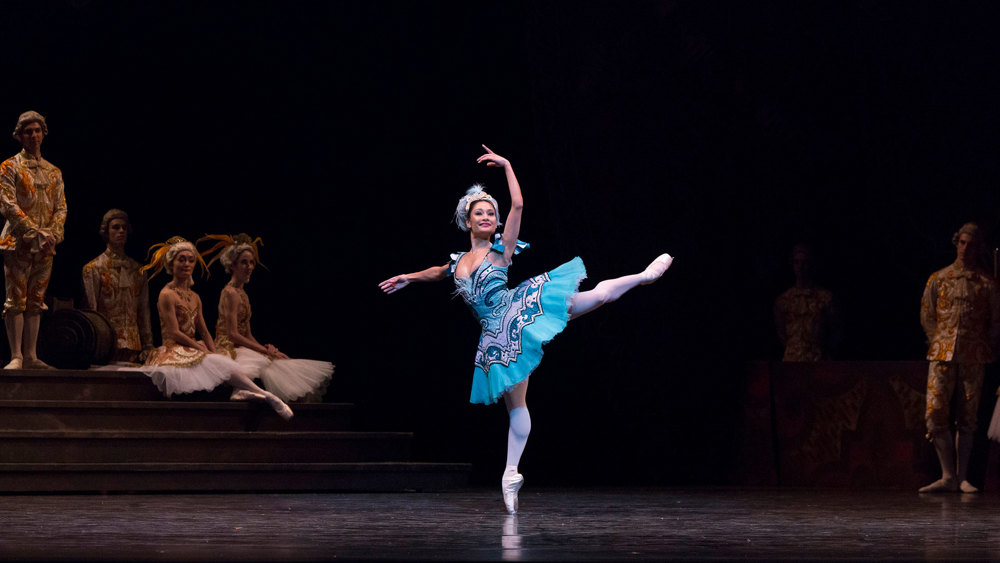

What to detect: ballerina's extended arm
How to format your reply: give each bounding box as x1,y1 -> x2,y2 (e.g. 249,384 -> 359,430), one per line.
477,144 -> 523,265
379,264 -> 450,294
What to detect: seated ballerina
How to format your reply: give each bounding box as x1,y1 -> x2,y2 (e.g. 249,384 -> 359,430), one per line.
199,233 -> 334,403
137,236 -> 293,420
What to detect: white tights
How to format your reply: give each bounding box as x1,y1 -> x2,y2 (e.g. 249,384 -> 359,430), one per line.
568,273 -> 646,320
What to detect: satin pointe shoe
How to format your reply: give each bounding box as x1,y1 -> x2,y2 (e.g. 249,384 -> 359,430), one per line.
264,392 -> 294,420
3,357 -> 22,370
230,390 -> 266,402
502,473 -> 524,515
640,253 -> 673,285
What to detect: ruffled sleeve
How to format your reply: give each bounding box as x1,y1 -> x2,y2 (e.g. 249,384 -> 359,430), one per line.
446,252 -> 463,277
489,234 -> 530,256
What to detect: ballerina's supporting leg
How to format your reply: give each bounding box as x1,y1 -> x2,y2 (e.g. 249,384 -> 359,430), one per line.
228,371 -> 294,420
568,253 -> 673,320
502,380 -> 530,514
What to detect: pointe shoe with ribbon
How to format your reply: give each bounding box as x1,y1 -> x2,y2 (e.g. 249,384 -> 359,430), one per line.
640,253 -> 673,285
264,392 -> 294,420
502,473 -> 524,515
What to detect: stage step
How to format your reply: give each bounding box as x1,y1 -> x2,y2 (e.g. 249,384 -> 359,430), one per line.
0,462 -> 473,493
0,430 -> 413,464
0,369 -> 471,492
0,400 -> 352,432
0,370 -> 164,401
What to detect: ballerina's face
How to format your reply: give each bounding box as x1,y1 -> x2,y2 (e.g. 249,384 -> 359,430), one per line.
466,201 -> 497,237
171,250 -> 196,280
232,250 -> 256,284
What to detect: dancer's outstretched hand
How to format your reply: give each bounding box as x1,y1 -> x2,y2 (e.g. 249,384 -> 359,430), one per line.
477,144 -> 509,168
379,275 -> 410,294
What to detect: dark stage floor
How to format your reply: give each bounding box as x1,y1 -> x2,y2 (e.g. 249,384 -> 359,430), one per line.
3,487 -> 1000,561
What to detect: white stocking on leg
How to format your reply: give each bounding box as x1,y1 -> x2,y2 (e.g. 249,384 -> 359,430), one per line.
919,432 -> 958,492
505,407 -> 531,472
957,431 -> 979,493
503,406 -> 530,514
3,313 -> 23,369
568,253 -> 673,320
22,314 -> 51,369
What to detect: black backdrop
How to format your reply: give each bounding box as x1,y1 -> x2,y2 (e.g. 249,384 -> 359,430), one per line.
3,0 -> 1000,486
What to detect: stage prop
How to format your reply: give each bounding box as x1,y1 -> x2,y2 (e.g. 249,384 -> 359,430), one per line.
37,308 -> 116,369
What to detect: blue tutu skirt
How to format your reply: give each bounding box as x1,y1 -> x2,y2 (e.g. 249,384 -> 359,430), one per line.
469,257 -> 587,404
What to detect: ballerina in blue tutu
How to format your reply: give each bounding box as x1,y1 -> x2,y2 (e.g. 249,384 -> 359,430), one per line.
379,145 -> 672,514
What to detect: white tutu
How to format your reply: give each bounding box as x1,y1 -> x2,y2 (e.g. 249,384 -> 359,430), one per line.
988,395 -> 1000,442
231,347 -> 334,402
135,353 -> 240,398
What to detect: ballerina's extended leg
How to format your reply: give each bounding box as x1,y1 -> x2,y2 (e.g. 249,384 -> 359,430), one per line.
568,253 -> 673,320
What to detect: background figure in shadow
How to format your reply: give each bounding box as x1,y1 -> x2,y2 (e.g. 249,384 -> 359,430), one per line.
82,209 -> 153,365
919,222 -> 1000,493
774,243 -> 840,361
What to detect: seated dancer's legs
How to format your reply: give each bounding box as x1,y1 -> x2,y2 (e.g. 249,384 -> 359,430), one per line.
568,253 -> 673,320
229,371 -> 294,420
502,380 -> 529,514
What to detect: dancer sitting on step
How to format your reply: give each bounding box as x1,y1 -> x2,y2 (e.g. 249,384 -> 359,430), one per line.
199,233 -> 334,403
379,145 -> 673,514
137,236 -> 293,420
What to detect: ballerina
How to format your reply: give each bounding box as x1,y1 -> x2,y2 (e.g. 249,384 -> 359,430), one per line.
379,145 -> 672,514
199,233 -> 334,403
138,236 -> 294,420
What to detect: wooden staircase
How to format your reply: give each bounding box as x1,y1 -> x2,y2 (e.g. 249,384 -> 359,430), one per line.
0,369 -> 471,493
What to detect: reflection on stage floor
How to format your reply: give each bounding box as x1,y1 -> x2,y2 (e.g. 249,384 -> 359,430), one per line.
3,487 -> 1000,561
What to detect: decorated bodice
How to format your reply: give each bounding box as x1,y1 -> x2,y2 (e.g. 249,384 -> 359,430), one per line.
160,289 -> 198,347
216,286 -> 252,353
449,238 -> 530,333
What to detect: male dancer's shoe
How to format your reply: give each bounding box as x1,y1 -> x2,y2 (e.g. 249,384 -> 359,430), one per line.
960,480 -> 979,493
918,477 -> 958,493
3,357 -> 21,370
640,253 -> 673,284
24,358 -> 55,370
502,473 -> 524,515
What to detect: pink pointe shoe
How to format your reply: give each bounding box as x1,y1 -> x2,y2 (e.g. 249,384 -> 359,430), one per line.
502,473 -> 524,515
640,253 -> 673,285
230,390 -> 266,402
264,392 -> 294,420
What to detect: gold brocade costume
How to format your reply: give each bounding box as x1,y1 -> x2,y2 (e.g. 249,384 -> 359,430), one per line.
215,285 -> 252,359
920,262 -> 1000,435
82,250 -> 153,359
145,302 -> 207,368
774,287 -> 835,361
0,149 -> 67,315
